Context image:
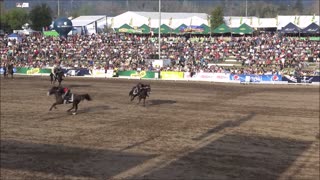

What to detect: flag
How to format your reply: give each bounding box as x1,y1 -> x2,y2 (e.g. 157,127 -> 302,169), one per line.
229,17 -> 232,25
207,16 -> 211,27
169,17 -> 172,26
297,16 -> 300,25
240,17 -> 243,24
129,18 -> 133,26
148,17 -> 151,26
311,14 -> 315,22
111,18 -> 114,28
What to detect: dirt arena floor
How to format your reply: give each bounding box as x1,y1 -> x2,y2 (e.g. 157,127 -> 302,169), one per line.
1,76 -> 319,180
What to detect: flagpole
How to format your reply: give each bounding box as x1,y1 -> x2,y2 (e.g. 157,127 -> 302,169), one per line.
58,0 -> 60,17
158,0 -> 161,60
245,0 -> 247,17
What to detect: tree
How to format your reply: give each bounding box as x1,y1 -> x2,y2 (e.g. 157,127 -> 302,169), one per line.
29,3 -> 53,31
294,0 -> 303,14
210,6 -> 224,31
2,8 -> 28,32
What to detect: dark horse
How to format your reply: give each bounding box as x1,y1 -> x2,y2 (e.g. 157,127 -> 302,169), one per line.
47,86 -> 92,115
5,64 -> 14,79
54,71 -> 64,86
129,84 -> 151,106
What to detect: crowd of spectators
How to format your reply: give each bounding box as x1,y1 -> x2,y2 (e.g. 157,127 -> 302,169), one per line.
0,32 -> 319,76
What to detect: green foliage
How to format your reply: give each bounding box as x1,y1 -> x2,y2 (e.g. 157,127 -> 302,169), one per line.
1,8 -> 29,32
210,6 -> 225,31
29,3 -> 53,31
76,4 -> 95,16
294,0 -> 303,14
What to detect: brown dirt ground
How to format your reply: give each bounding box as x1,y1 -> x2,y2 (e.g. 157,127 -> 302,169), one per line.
1,76 -> 319,180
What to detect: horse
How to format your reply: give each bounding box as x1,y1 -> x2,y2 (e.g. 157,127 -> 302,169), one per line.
7,64 -> 14,79
129,84 -> 151,106
129,83 -> 150,101
47,86 -> 92,115
54,71 -> 64,86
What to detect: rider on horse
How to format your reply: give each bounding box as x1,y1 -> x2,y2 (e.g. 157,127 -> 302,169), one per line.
62,87 -> 72,104
133,82 -> 146,95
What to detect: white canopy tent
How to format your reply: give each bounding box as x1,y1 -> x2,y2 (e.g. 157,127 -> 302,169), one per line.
71,16 -> 107,34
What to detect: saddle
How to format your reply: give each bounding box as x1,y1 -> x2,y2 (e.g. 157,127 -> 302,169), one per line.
68,94 -> 74,103
132,87 -> 139,95
64,94 -> 74,104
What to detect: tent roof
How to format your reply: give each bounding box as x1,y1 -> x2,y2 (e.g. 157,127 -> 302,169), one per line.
232,23 -> 253,34
153,24 -> 173,34
71,15 -> 106,26
301,22 -> 320,34
173,24 -> 188,33
277,15 -> 320,29
281,22 -> 301,33
8,33 -> 20,37
213,23 -> 231,33
133,11 -> 208,20
139,24 -> 151,34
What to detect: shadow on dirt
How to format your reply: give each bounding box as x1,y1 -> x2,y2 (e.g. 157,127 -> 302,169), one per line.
148,99 -> 177,106
42,105 -> 113,119
193,112 -> 255,141
75,105 -> 117,114
41,113 -> 70,121
0,139 -> 156,179
120,135 -> 160,152
67,84 -> 92,88
139,134 -> 313,180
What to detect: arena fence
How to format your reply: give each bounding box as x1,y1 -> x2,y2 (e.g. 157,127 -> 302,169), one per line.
1,67 -> 319,85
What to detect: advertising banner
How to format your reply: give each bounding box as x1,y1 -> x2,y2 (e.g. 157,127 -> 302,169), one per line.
160,71 -> 184,79
282,75 -> 320,83
118,71 -> 156,79
0,67 -> 17,74
92,69 -> 106,77
15,67 -> 51,75
106,69 -> 114,78
230,74 -> 282,82
192,72 -> 215,80
184,72 -> 231,82
212,73 -> 231,82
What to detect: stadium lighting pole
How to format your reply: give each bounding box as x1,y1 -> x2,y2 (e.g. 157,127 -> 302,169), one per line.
245,0 -> 247,17
58,0 -> 60,17
158,0 -> 161,60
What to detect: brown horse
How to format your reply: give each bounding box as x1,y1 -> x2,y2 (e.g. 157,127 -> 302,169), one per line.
47,86 -> 92,115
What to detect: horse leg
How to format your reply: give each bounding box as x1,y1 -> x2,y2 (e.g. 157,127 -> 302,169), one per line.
137,97 -> 141,104
49,102 -> 58,111
67,103 -> 74,112
143,98 -> 146,106
74,103 -> 78,113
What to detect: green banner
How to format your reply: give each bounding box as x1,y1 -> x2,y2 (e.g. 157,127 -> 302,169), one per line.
118,71 -> 157,79
16,67 -> 52,74
160,71 -> 184,79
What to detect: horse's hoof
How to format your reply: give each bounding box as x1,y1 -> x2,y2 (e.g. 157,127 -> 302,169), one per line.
72,112 -> 77,115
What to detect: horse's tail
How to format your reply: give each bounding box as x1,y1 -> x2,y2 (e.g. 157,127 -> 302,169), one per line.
83,94 -> 92,101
